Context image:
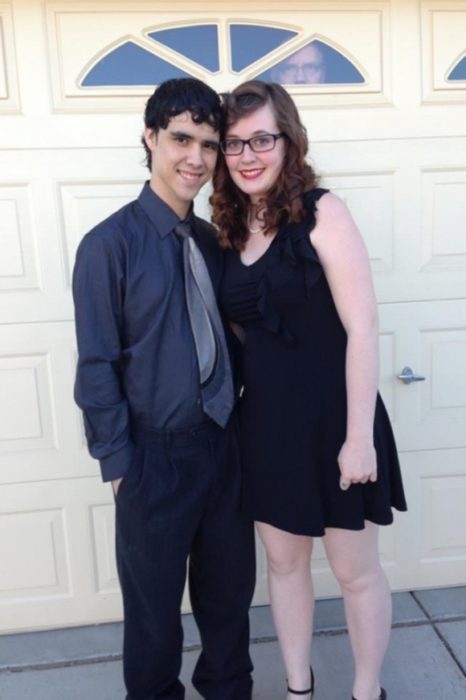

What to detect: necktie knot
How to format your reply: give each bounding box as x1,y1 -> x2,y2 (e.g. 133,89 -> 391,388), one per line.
174,222 -> 192,240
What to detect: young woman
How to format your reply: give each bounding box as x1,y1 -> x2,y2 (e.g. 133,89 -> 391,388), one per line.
211,81 -> 407,700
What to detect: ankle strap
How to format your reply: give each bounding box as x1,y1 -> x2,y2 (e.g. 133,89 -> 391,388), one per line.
352,690 -> 386,700
287,667 -> 315,695
287,688 -> 312,696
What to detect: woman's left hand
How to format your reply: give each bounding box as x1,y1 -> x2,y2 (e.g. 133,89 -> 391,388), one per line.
337,438 -> 377,490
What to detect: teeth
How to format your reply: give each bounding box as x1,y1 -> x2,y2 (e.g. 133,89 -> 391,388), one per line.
179,171 -> 201,180
241,169 -> 263,177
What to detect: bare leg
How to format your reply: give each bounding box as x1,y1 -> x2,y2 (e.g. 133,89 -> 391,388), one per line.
256,522 -> 314,699
323,522 -> 391,700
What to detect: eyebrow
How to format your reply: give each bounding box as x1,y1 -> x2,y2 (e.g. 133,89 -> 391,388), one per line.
170,130 -> 219,147
225,129 -> 271,139
170,130 -> 193,140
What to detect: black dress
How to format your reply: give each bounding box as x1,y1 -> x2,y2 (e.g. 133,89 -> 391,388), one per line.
221,189 -> 407,536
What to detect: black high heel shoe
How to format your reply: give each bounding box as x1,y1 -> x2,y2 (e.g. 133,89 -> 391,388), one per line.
352,689 -> 387,700
287,666 -> 315,696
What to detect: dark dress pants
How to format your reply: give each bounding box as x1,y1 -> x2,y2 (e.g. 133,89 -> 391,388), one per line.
115,418 -> 256,700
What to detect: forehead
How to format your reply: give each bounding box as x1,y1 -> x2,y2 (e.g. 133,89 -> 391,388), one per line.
165,111 -> 218,139
227,103 -> 278,136
286,45 -> 323,66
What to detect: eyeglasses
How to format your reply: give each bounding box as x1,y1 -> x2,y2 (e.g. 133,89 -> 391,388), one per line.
220,132 -> 284,156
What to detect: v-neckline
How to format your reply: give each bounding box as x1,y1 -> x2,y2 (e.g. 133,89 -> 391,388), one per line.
238,231 -> 279,268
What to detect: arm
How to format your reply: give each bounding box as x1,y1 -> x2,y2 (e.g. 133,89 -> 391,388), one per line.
311,193 -> 379,485
73,231 -> 135,488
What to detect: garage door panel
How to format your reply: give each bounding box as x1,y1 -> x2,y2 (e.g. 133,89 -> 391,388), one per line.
0,3 -> 20,112
421,3 -> 466,103
399,449 -> 466,589
423,331 -> 466,413
379,300 -> 466,452
0,477 -> 123,631
0,171 -> 69,323
0,321 -> 95,482
422,474 -> 466,557
0,351 -> 56,450
0,183 -> 40,291
0,506 -> 71,601
421,168 -> 466,272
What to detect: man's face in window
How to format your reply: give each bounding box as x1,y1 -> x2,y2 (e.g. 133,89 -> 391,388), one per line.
273,44 -> 326,84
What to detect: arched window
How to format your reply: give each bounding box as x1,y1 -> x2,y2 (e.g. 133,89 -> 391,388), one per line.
147,25 -> 219,72
448,55 -> 466,81
229,24 -> 297,72
81,25 -> 365,88
82,41 -> 192,86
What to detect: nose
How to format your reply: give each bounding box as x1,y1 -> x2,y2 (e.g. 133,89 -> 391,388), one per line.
186,143 -> 204,168
240,142 -> 257,163
295,66 -> 306,83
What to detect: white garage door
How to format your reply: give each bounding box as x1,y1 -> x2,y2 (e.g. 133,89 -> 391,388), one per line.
0,0 -> 465,633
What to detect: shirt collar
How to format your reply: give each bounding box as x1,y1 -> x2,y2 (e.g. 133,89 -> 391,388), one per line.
137,181 -> 194,239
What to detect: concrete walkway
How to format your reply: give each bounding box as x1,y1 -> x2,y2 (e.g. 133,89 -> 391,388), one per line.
1,587 -> 465,699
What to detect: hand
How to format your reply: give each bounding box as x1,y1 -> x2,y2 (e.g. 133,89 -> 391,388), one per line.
112,477 -> 123,496
338,438 -> 377,490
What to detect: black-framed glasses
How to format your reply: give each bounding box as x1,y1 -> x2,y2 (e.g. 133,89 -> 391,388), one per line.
220,132 -> 284,156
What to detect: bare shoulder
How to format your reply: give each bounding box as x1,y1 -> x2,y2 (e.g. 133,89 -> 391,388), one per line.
312,191 -> 358,243
315,191 -> 352,224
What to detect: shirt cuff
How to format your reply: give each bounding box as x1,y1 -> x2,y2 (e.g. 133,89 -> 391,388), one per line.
99,442 -> 136,482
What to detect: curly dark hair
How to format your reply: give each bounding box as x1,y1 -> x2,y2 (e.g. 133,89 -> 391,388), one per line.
141,78 -> 224,170
210,81 -> 318,250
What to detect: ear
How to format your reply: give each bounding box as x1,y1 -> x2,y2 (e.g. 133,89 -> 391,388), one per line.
143,127 -> 157,151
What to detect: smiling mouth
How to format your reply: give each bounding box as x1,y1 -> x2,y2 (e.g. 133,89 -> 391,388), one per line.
178,170 -> 204,182
239,169 -> 264,180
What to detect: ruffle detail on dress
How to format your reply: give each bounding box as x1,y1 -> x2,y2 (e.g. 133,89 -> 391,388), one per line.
256,273 -> 294,342
279,223 -> 323,299
257,189 -> 328,341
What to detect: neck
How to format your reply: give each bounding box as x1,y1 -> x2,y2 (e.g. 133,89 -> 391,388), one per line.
148,178 -> 191,219
247,206 -> 265,235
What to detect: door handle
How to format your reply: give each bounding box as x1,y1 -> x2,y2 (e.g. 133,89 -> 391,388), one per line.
397,366 -> 426,385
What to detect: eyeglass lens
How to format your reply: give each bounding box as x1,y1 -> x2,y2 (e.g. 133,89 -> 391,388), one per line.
223,133 -> 281,155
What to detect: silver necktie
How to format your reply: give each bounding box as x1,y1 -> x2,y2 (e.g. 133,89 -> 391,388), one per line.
175,223 -> 234,428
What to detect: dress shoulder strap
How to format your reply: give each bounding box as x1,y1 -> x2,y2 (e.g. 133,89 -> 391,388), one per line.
303,187 -> 329,209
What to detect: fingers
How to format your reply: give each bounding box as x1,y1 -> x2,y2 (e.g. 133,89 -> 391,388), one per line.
339,471 -> 378,490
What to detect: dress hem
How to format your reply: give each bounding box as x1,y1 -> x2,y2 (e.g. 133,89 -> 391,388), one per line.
244,508 -> 406,538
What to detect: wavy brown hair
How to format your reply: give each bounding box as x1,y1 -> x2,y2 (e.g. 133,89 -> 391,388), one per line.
210,81 -> 318,250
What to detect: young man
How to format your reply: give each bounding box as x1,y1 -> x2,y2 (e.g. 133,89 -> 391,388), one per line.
73,78 -> 255,700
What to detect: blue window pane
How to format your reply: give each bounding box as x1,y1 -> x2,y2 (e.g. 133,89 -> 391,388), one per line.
148,25 -> 219,72
448,56 -> 466,81
230,25 -> 297,72
82,41 -> 192,86
256,40 -> 364,85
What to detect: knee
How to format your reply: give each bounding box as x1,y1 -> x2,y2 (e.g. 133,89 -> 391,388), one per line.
332,561 -> 384,594
266,550 -> 311,577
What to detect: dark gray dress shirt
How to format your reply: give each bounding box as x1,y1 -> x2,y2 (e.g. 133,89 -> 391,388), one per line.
73,182 -> 224,482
